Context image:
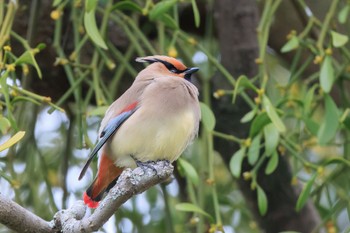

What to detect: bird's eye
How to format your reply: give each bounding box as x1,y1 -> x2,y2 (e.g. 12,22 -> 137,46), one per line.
169,69 -> 177,73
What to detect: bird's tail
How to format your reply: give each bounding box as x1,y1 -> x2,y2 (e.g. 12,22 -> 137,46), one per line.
83,154 -> 124,208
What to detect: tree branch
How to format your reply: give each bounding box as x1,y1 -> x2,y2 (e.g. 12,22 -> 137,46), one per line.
0,160 -> 174,233
0,193 -> 54,232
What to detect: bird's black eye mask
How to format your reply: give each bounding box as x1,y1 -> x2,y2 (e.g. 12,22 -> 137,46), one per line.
142,58 -> 199,81
143,58 -> 186,74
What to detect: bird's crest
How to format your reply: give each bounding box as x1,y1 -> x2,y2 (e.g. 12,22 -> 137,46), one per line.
136,55 -> 187,72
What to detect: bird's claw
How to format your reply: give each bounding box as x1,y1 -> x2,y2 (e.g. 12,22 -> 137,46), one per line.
137,160 -> 157,175
131,156 -> 170,176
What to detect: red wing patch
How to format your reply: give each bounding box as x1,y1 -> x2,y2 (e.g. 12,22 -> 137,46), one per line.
119,102 -> 138,114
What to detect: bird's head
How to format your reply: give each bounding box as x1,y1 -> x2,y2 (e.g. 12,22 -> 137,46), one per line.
136,55 -> 199,81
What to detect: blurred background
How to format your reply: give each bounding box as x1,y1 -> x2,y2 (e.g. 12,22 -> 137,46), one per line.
1,0 -> 350,232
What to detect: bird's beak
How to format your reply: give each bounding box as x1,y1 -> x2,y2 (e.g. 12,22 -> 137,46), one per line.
185,67 -> 199,75
184,67 -> 199,80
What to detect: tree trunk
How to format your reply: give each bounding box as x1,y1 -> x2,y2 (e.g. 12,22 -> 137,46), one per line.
214,0 -> 323,232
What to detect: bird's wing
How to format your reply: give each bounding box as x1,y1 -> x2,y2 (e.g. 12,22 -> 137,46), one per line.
78,102 -> 139,180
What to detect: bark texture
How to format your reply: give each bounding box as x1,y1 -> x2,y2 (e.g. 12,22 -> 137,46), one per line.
0,161 -> 173,233
0,193 -> 53,232
214,0 -> 323,232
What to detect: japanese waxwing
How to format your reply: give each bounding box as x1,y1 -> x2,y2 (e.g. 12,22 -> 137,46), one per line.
79,55 -> 200,208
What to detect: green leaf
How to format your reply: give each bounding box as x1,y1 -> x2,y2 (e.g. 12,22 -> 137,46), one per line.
241,108 -> 257,123
343,116 -> 350,131
331,31 -> 349,47
36,43 -> 47,50
296,173 -> 317,212
191,0 -> 200,28
303,117 -> 319,136
281,36 -> 299,53
111,1 -> 142,12
233,75 -> 257,103
158,14 -> 178,29
16,50 -> 42,78
229,147 -> 246,178
249,112 -> 271,138
0,116 -> 11,134
248,134 -> 261,165
264,123 -> 279,156
84,6 -> 108,49
16,51 -> 35,64
257,185 -> 268,216
303,84 -> 318,116
265,150 -> 279,175
53,0 -> 63,7
338,5 -> 350,24
87,106 -> 108,116
320,55 -> 334,93
200,102 -> 216,131
0,131 -> 26,152
85,0 -> 98,12
340,108 -> 350,124
317,94 -> 339,145
178,158 -> 199,186
149,0 -> 177,20
262,96 -> 286,133
175,202 -> 213,220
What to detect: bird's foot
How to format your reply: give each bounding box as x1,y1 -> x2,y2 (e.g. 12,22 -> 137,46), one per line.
156,159 -> 170,167
131,156 -> 170,176
138,160 -> 158,175
130,155 -> 156,175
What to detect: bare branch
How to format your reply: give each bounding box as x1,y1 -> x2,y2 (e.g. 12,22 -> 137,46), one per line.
87,161 -> 173,231
0,193 -> 54,233
0,160 -> 174,233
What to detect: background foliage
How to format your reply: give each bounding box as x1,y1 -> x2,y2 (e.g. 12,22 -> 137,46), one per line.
1,0 -> 350,232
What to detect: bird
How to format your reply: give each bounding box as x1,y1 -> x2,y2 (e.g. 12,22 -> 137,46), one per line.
78,55 -> 201,208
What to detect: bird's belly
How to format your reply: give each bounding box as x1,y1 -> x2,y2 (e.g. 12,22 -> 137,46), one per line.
108,109 -> 196,168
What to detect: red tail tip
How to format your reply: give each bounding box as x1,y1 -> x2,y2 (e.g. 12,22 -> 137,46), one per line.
83,192 -> 99,208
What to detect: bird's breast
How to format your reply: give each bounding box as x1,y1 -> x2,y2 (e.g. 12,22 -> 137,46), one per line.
104,77 -> 200,168
107,106 -> 197,168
